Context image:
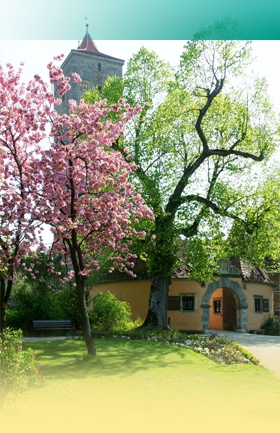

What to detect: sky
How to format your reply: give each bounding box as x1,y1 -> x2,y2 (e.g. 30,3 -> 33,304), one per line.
1,38 -> 280,112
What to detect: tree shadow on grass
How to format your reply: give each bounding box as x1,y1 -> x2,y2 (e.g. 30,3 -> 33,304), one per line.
23,338 -> 203,381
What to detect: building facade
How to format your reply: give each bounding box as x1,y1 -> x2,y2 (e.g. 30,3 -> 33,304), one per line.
91,258 -> 274,333
55,25 -> 124,114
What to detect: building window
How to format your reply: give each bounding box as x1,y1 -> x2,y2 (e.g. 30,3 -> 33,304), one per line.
213,298 -> 222,314
254,297 -> 262,312
181,295 -> 196,312
254,296 -> 269,313
167,294 -> 197,312
98,63 -> 101,71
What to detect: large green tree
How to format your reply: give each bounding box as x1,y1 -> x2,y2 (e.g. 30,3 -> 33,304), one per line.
85,41 -> 279,329
227,166 -> 280,267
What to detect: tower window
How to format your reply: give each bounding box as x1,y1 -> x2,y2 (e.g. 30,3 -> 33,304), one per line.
98,63 -> 101,71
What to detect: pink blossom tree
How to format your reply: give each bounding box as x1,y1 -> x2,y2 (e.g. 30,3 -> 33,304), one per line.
0,62 -> 52,331
38,93 -> 153,355
0,57 -> 153,355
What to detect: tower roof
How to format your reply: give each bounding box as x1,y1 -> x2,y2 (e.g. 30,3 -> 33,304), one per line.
77,24 -> 101,54
74,24 -> 124,63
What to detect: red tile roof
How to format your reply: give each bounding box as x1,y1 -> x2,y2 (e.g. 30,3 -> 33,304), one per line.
75,26 -> 124,62
77,27 -> 101,54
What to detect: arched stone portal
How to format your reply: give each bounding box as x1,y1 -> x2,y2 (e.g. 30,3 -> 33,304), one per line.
201,277 -> 248,333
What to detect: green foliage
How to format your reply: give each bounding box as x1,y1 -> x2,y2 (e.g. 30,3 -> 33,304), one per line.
182,334 -> 259,365
6,282 -> 87,330
6,283 -> 63,329
84,76 -> 123,106
0,328 -> 41,392
227,169 -> 280,268
85,41 -> 280,328
124,47 -> 172,107
90,292 -> 132,331
119,41 -> 279,278
57,284 -> 84,322
6,252 -> 90,330
261,316 -> 280,336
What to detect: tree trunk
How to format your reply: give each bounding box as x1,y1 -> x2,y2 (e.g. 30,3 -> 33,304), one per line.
67,238 -> 96,356
142,275 -> 172,330
76,282 -> 96,356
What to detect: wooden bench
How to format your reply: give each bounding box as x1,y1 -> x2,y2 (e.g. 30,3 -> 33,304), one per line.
32,320 -> 75,335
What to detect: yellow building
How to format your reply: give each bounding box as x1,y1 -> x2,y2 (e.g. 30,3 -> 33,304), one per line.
91,258 -> 274,333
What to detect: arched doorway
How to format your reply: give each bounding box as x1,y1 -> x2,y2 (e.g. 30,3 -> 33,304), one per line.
209,288 -> 237,331
201,277 -> 248,332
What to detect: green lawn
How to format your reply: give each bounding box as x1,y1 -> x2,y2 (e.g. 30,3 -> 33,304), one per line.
2,338 -> 280,433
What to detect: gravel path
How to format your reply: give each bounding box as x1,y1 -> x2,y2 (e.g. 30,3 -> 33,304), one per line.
212,330 -> 280,380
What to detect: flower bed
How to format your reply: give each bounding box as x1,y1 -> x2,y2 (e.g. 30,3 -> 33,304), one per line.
107,329 -> 259,365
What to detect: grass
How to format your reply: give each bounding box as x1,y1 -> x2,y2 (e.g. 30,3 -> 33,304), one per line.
1,337 -> 280,433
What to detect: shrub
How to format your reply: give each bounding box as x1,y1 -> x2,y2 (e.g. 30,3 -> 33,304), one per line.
90,292 -> 132,332
6,280 -> 92,332
0,328 -> 41,393
261,316 -> 280,336
58,285 -> 90,324
6,283 -> 63,330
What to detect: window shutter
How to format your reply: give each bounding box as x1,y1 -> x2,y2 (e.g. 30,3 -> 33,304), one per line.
262,298 -> 269,312
168,296 -> 180,310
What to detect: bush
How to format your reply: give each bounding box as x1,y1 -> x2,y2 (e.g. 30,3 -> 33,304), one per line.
90,292 -> 132,332
58,285 -> 90,324
6,284 -> 63,330
261,316 -> 280,336
0,328 -> 41,393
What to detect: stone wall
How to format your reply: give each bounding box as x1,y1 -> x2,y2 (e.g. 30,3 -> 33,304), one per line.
56,50 -> 124,114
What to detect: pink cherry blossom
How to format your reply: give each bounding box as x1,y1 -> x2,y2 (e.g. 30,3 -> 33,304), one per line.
0,57 -> 154,355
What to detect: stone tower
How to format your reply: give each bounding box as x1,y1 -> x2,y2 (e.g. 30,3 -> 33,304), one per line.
55,24 -> 124,114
